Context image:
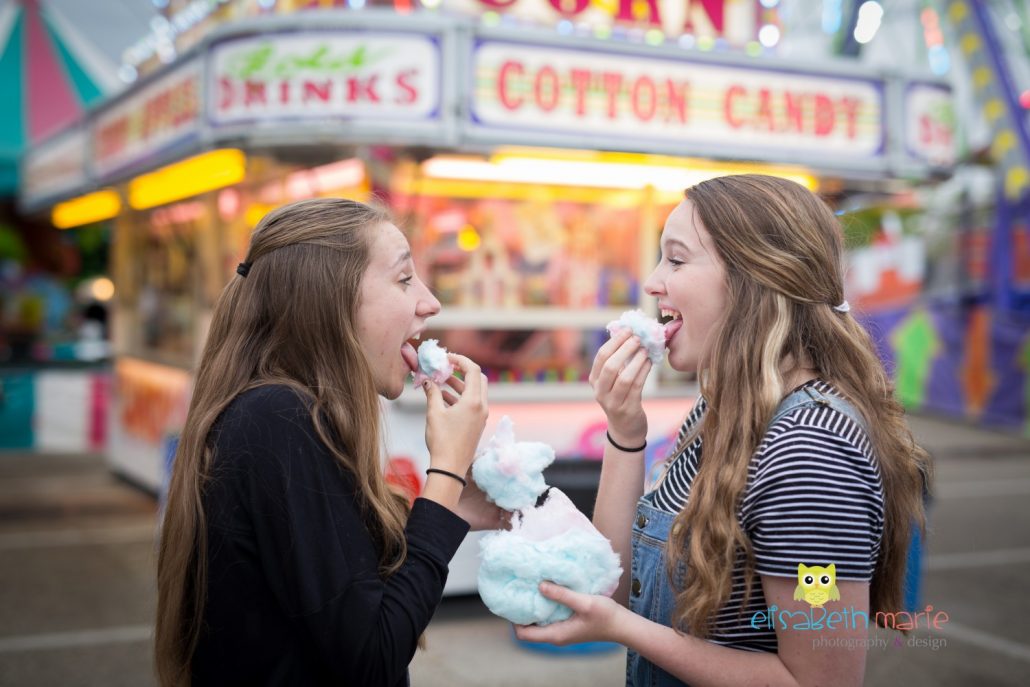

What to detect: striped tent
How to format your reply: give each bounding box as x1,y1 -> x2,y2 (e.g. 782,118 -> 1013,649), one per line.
0,0 -> 116,193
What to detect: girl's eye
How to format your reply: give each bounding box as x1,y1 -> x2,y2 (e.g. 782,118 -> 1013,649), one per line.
400,276 -> 414,287
667,258 -> 684,267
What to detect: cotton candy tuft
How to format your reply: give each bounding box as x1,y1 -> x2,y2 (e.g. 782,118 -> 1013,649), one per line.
414,339 -> 454,386
472,416 -> 555,511
606,309 -> 667,364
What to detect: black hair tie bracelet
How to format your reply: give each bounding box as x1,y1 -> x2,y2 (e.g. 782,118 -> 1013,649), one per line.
606,430 -> 647,453
425,467 -> 468,487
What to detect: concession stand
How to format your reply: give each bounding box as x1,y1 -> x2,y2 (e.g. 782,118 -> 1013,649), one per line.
18,4 -> 954,592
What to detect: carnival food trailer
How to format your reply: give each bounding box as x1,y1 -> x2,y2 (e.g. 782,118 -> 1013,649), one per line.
19,8 -> 954,592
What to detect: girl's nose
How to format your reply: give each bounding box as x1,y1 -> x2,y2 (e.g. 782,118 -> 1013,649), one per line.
418,283 -> 441,317
643,267 -> 664,297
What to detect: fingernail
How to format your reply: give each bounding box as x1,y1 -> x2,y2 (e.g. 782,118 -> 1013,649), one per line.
422,381 -> 429,390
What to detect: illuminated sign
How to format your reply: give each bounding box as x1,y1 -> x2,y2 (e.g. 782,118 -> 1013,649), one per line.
446,0 -> 758,43
471,40 -> 884,159
904,83 -> 956,168
93,59 -> 202,179
22,128 -> 88,205
209,32 -> 441,126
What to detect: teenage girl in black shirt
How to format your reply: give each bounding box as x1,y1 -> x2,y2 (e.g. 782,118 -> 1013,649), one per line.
155,198 -> 496,686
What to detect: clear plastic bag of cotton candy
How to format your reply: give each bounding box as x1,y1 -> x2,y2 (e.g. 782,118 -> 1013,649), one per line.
473,417 -> 623,626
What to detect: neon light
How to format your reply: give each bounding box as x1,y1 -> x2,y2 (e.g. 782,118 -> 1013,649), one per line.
128,149 -> 246,210
52,189 -> 121,229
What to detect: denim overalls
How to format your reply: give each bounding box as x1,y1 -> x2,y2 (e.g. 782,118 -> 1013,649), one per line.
625,384 -> 867,687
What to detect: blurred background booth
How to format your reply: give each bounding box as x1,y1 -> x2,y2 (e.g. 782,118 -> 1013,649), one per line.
16,1 -> 992,592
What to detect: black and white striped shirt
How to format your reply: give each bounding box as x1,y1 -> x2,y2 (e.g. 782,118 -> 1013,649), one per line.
649,380 -> 885,652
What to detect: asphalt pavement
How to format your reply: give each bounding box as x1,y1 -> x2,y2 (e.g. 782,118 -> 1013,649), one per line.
0,413 -> 1028,686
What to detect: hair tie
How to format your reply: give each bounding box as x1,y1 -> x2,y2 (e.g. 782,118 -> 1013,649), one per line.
833,300 -> 850,313
236,262 -> 251,277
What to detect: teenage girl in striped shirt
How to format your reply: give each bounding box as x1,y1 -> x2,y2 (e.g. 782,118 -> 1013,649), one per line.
516,175 -> 931,687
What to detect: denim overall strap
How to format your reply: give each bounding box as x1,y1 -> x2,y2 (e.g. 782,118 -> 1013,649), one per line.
625,383 -> 865,687
626,498 -> 689,687
771,383 -> 868,434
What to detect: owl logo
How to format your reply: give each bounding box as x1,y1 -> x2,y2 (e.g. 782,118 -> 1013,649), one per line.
793,563 -> 840,608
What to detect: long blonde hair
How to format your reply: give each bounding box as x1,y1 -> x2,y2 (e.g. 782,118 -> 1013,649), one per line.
665,175 -> 931,637
154,198 -> 411,685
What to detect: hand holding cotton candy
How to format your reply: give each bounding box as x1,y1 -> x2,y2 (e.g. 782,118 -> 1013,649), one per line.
606,309 -> 668,364
477,488 -> 622,626
472,416 -> 555,511
413,339 -> 454,386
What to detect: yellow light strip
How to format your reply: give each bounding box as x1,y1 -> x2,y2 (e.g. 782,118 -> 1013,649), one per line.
129,149 -> 246,210
52,189 -> 122,229
422,152 -> 818,193
395,175 -> 683,206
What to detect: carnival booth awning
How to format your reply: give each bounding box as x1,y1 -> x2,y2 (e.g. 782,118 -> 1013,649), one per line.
0,0 -> 115,193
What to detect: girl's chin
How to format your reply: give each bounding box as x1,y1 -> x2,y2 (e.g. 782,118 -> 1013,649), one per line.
666,349 -> 697,374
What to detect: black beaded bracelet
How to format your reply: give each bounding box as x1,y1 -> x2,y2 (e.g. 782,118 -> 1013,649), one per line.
425,467 -> 468,487
606,430 -> 647,453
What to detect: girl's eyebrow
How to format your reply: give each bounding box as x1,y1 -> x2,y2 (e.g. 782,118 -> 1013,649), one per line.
391,251 -> 412,269
662,238 -> 691,253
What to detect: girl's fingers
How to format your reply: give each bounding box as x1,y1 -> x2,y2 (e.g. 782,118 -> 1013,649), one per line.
423,380 -> 445,412
445,374 -> 465,396
594,337 -> 643,392
614,350 -> 649,391
589,329 -> 632,385
447,353 -> 483,398
441,390 -> 459,406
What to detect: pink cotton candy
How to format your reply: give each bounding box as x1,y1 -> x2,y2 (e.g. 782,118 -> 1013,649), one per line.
413,339 -> 454,386
606,309 -> 668,364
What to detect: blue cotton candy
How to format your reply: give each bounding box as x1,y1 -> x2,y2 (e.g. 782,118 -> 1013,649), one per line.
606,309 -> 668,364
478,488 -> 623,626
414,339 -> 454,386
472,416 -> 555,511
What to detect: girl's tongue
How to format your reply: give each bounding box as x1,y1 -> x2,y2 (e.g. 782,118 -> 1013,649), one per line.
401,342 -> 419,373
664,319 -> 683,345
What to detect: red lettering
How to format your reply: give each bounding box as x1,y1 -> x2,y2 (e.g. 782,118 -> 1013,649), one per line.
783,92 -> 804,133
279,81 -> 290,104
548,0 -> 590,15
631,76 -> 657,121
665,80 -> 689,123
498,60 -> 525,111
97,119 -> 127,158
176,82 -> 192,124
839,97 -> 860,139
534,66 -> 560,112
755,88 -> 775,131
615,0 -> 662,26
569,69 -> 592,116
813,93 -> 834,136
347,75 -> 380,103
684,0 -> 725,34
303,80 -> 332,103
602,72 -> 623,119
395,69 -> 419,105
218,77 -> 235,111
244,81 -> 267,106
183,79 -> 199,123
724,85 -> 745,128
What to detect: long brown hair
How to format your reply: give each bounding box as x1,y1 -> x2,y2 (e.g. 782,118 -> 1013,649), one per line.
665,175 -> 932,637
154,198 -> 411,685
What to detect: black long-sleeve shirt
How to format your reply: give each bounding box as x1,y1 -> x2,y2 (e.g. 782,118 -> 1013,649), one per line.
190,385 -> 469,686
